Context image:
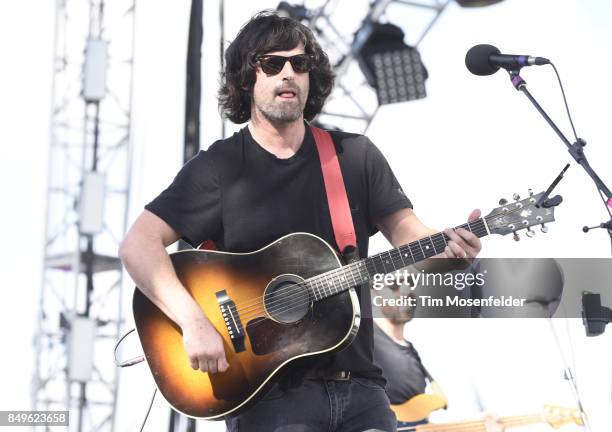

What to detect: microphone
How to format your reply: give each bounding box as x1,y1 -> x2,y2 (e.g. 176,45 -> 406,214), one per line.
465,44 -> 550,76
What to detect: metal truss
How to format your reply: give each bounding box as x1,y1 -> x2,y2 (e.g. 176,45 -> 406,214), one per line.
307,0 -> 450,132
32,0 -> 136,430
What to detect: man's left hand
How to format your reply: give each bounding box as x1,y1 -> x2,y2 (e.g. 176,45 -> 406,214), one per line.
443,208 -> 482,259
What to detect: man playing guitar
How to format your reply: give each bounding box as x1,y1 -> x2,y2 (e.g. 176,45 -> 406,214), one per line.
120,10 -> 481,431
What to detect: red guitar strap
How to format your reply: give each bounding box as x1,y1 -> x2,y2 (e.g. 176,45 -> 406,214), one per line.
310,126 -> 357,254
200,127 -> 358,255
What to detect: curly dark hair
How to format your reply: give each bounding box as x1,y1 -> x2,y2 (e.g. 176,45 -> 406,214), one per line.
218,11 -> 335,124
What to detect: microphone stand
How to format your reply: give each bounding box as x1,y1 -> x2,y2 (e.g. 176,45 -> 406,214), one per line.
507,70 -> 612,255
508,70 -> 604,431
547,318 -> 593,432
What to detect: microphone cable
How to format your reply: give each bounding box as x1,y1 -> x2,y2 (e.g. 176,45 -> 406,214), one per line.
549,61 -> 612,232
548,62 -> 579,142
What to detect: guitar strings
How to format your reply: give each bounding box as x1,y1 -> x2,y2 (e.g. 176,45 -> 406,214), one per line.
242,201 -> 548,320
231,208 -> 518,323
234,222 -> 485,322
231,219 -> 484,319
230,227 -> 491,326
227,204 -> 541,327
233,209 -> 515,320
236,226 -> 488,326
229,229 -> 495,332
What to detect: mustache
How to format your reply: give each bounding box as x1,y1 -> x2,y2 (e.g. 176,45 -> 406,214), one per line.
275,82 -> 300,94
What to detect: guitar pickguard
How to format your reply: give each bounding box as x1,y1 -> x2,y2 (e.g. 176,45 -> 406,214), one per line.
245,312 -> 312,356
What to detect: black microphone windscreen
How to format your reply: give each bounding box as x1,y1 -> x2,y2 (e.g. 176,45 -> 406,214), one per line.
465,44 -> 502,76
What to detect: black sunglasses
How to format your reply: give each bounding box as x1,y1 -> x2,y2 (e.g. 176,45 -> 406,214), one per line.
255,54 -> 313,75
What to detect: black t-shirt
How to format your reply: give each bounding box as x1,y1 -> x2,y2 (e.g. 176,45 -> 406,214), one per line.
145,124 -> 412,382
373,324 -> 427,404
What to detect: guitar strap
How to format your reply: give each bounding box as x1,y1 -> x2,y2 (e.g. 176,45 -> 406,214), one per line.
310,126 -> 358,256
199,127 -> 358,256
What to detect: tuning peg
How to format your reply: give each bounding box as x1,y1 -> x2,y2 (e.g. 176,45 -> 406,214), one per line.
498,198 -> 508,205
513,232 -> 520,241
541,224 -> 548,233
528,188 -> 534,197
513,193 -> 521,201
526,228 -> 535,238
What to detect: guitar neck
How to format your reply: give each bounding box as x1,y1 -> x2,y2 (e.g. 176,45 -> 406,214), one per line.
412,413 -> 544,432
306,218 -> 490,302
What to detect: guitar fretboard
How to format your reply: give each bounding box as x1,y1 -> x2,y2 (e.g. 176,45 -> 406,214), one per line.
306,218 -> 490,301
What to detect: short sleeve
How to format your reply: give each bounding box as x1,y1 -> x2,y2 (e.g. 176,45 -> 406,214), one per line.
365,140 -> 412,223
145,150 -> 222,247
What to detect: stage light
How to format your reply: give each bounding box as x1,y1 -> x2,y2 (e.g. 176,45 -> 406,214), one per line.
455,0 -> 505,7
357,22 -> 428,105
276,1 -> 313,22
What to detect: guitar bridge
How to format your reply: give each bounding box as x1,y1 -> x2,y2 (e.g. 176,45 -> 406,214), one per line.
216,289 -> 245,353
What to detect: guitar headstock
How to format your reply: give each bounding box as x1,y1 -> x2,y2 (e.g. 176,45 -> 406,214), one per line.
484,190 -> 560,240
542,404 -> 584,428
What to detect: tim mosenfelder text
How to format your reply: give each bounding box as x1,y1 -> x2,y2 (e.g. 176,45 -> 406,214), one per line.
371,270 -> 527,308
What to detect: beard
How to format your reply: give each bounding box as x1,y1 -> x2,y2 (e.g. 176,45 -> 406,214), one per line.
254,82 -> 307,123
383,291 -> 416,324
389,308 -> 415,325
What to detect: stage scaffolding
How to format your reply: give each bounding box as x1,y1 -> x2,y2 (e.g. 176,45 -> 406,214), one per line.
32,0 -> 136,431
32,1 -> 453,430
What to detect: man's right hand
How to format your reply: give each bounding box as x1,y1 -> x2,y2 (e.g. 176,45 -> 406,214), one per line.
119,211 -> 230,374
181,313 -> 230,374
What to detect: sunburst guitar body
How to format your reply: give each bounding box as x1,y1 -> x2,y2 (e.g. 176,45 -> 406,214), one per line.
132,191 -> 559,420
133,233 -> 360,419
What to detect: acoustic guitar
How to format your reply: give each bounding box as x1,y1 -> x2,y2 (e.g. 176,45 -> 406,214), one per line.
132,190 -> 559,419
396,404 -> 583,431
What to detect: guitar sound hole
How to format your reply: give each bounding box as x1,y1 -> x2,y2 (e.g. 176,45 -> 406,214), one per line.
264,274 -> 311,324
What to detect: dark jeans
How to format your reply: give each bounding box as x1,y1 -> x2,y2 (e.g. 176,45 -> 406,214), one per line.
225,376 -> 397,432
